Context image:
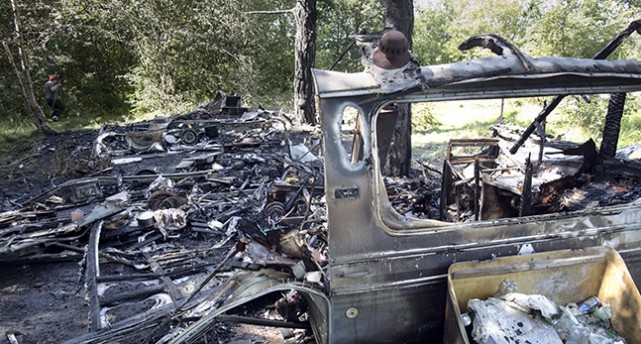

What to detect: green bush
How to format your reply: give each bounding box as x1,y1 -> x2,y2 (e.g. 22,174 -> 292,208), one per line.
412,103 -> 442,131
557,95 -> 609,139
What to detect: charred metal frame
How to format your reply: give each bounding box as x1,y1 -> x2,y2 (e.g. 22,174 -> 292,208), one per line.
312,36 -> 641,343
440,139 -> 501,221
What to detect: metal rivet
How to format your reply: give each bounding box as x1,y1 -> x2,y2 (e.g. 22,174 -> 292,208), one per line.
345,307 -> 359,319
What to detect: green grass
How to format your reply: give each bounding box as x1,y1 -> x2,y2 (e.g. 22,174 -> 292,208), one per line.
410,95 -> 641,167
0,105 -> 153,175
0,116 -> 40,158
412,99 -> 540,165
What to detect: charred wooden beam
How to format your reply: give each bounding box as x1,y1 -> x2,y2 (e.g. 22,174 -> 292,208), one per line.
0,253 -> 83,265
21,170 -> 217,206
600,93 -> 627,158
175,246 -> 238,312
97,261 -> 221,283
534,120 -> 546,162
147,257 -> 181,305
52,242 -> 138,268
440,160 -> 453,221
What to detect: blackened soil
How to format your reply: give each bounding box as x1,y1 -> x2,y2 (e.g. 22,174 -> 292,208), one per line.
0,262 -> 88,344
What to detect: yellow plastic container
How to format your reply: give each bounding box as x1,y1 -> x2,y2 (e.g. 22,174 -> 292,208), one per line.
443,246 -> 641,344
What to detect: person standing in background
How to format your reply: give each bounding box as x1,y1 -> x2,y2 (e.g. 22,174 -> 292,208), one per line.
44,74 -> 64,121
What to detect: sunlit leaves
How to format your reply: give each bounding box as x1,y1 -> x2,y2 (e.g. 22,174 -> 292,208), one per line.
413,0 -> 641,63
316,0 -> 384,72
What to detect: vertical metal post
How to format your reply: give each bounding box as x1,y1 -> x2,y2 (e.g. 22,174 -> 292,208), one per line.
538,121 -> 545,163
440,160 -> 452,221
474,159 -> 481,221
520,155 -> 533,217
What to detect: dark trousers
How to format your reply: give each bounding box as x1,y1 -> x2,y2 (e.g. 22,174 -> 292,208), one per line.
46,98 -> 64,117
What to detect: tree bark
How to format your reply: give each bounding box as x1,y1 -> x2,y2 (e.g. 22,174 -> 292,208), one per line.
600,93 -> 626,158
384,0 -> 413,49
8,0 -> 55,135
382,0 -> 413,176
294,0 -> 317,125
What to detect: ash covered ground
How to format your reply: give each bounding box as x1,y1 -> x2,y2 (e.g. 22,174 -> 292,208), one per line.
0,105 -> 324,344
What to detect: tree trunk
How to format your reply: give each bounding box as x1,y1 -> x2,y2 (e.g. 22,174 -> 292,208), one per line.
294,0 -> 317,125
384,0 -> 413,47
382,0 -> 413,176
8,0 -> 55,135
600,93 -> 626,158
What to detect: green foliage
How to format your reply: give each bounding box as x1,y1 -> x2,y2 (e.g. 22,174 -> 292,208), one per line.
413,0 -> 641,62
316,0 -> 384,72
413,3 -> 456,65
619,94 -> 641,147
2,0 -> 292,124
246,0 -> 296,106
412,0 -> 641,143
556,95 -> 610,142
1,0 -> 137,123
71,0 -> 259,116
0,115 -> 37,140
553,94 -> 641,147
530,0 -> 640,58
2,0 -> 641,144
412,103 -> 441,131
0,63 -> 26,122
414,0 -> 543,63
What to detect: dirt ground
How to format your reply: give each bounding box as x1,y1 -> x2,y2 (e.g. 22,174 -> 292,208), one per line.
0,262 -> 87,344
0,256 -> 295,344
0,256 -> 298,343
0,127 -> 315,344
0,130 -> 95,344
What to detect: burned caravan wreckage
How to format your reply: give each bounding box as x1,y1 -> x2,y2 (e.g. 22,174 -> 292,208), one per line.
161,24 -> 641,343
305,25 -> 641,343
3,22 -> 641,344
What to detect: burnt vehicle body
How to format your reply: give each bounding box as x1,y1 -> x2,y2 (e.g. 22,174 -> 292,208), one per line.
164,31 -> 641,344
311,35 -> 641,343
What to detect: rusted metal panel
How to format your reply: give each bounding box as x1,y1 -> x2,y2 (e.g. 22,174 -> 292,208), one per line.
312,33 -> 641,343
314,56 -> 641,100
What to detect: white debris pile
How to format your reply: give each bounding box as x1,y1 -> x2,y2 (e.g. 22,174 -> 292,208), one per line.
468,279 -> 627,344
